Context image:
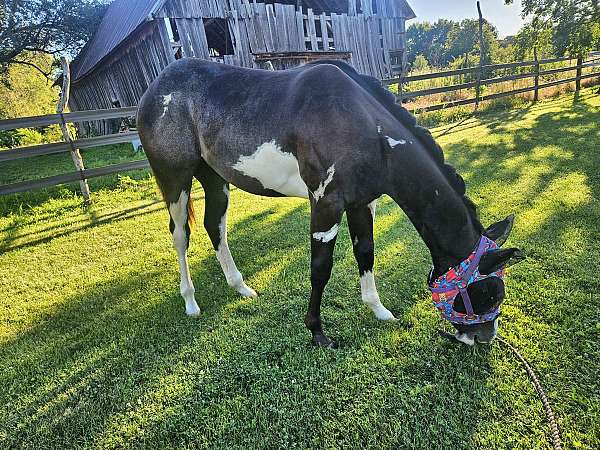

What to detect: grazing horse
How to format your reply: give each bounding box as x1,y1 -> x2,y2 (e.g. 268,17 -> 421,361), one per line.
137,58 -> 524,348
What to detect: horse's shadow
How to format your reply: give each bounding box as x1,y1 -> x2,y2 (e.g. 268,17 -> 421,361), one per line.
0,183 -> 498,448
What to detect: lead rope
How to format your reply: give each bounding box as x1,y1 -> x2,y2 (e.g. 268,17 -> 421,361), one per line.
437,330 -> 562,449
495,336 -> 562,450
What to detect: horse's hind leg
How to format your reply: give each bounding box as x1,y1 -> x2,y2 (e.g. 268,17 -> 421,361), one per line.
156,170 -> 200,316
195,163 -> 257,298
346,200 -> 395,320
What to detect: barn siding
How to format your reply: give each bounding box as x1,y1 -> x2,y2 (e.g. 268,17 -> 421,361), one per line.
70,21 -> 172,134
70,0 -> 410,134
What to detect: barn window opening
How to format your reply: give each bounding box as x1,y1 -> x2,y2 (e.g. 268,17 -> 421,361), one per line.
203,18 -> 234,56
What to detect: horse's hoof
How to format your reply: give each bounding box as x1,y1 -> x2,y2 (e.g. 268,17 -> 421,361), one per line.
237,283 -> 258,298
312,334 -> 338,349
185,303 -> 201,317
373,306 -> 396,321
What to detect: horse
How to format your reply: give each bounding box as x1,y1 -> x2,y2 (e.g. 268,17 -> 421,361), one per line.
137,58 -> 524,348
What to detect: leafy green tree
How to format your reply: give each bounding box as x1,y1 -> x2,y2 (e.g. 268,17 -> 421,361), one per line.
406,19 -> 457,67
506,0 -> 600,55
0,0 -> 107,78
512,21 -> 555,60
445,19 -> 500,66
0,52 -> 61,148
412,54 -> 430,72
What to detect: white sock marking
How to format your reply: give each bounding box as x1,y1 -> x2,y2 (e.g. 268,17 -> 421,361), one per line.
169,191 -> 199,316
386,136 -> 407,147
214,189 -> 257,298
232,140 -> 309,198
312,164 -> 335,202
360,271 -> 395,320
312,224 -> 339,243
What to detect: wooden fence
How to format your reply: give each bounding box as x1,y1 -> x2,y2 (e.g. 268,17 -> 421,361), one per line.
385,53 -> 600,112
0,107 -> 145,197
2,52 -> 599,199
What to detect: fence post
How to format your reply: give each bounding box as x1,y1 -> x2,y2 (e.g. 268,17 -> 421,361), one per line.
575,55 -> 583,92
533,47 -> 540,102
57,57 -> 91,204
475,1 -> 484,109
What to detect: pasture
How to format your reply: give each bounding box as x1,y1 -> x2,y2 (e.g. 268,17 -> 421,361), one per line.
1,88 -> 599,449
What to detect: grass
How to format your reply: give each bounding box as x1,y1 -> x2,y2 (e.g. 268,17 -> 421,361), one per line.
0,88 -> 599,449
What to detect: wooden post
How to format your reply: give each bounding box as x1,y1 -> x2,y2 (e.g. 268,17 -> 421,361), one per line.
474,1 -> 485,108
533,46 -> 540,102
57,57 -> 91,204
475,1 -> 484,109
575,55 -> 583,92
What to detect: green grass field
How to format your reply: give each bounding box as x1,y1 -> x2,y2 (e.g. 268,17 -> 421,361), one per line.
1,89 -> 599,449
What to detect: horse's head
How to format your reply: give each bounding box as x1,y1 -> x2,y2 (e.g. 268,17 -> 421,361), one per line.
429,215 -> 525,345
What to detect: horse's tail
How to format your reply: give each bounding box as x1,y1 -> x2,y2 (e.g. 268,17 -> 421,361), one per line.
154,175 -> 196,229
187,196 -> 196,228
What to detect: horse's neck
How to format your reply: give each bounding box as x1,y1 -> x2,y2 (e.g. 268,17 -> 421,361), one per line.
386,157 -> 480,277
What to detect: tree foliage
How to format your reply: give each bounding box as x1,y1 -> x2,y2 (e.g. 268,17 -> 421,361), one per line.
506,0 -> 600,55
406,19 -> 501,68
0,0 -> 107,78
0,52 -> 61,148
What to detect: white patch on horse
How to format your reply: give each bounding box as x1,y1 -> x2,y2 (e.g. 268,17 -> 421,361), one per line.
214,188 -> 257,298
367,199 -> 377,220
312,224 -> 339,243
160,94 -> 173,118
360,271 -> 395,320
353,236 -> 359,246
455,332 -> 475,346
312,164 -> 335,202
169,191 -> 199,316
232,140 -> 309,198
386,136 -> 407,148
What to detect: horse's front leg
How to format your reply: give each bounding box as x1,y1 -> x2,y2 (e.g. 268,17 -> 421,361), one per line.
305,197 -> 344,348
347,201 -> 396,320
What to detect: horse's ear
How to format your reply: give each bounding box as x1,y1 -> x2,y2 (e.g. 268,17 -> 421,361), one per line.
479,248 -> 525,275
484,214 -> 515,246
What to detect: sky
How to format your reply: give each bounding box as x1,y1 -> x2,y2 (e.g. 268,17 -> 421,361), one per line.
408,0 -> 527,38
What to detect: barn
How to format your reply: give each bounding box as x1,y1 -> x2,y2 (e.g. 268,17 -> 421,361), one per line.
69,0 -> 415,132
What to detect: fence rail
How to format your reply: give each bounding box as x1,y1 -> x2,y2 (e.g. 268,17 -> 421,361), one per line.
384,54 -> 600,112
2,52 -> 600,198
0,106 -> 142,197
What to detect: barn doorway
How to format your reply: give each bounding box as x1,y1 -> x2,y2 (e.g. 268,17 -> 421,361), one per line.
203,18 -> 234,57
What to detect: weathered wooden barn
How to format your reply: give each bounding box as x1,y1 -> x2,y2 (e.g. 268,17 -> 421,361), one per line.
69,0 -> 415,130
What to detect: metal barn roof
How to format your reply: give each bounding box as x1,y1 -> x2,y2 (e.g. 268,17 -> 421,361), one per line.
71,0 -> 160,81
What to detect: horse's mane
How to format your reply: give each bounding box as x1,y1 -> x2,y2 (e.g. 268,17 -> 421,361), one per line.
306,60 -> 484,233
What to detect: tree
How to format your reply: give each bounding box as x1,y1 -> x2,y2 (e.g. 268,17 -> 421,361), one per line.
412,54 -> 430,72
0,0 -> 107,78
445,19 -> 500,66
506,0 -> 600,55
0,52 -> 61,148
406,19 -> 457,67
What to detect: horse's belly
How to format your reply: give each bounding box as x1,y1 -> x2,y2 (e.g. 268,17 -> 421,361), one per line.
216,140 -> 309,199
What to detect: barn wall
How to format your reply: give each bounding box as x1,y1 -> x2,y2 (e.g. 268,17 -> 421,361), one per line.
70,20 -> 174,134
159,1 -> 407,78
70,0 -> 410,133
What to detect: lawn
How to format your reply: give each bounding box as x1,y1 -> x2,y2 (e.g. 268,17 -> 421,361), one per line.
0,88 -> 598,449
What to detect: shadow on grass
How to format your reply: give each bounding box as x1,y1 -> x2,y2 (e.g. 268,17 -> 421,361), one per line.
2,92 -> 599,448
0,192 -> 497,449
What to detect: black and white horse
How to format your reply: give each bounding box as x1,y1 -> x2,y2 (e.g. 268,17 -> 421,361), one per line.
137,58 -> 524,347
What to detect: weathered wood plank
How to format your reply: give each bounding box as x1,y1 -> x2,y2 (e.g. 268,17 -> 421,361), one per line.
307,9 -> 318,51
